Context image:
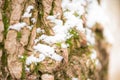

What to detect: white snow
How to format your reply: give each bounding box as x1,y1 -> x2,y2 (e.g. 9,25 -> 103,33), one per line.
86,28 -> 95,45
25,66 -> 30,72
22,12 -> 32,18
34,39 -> 39,44
26,25 -> 33,30
33,44 -> 63,61
9,22 -> 27,31
86,0 -> 107,28
9,5 -> 35,31
72,77 -> 79,80
9,23 -> 33,31
22,5 -> 34,18
36,28 -> 41,33
95,59 -> 101,67
103,28 -> 114,44
36,28 -> 45,33
62,0 -> 85,15
39,13 -> 84,45
26,53 -> 45,65
31,18 -> 36,23
39,33 -> 71,45
61,43 -> 68,48
26,41 -> 63,65
34,0 -> 86,46
90,49 -> 97,60
47,13 -> 60,20
25,0 -> 106,66
87,78 -> 91,80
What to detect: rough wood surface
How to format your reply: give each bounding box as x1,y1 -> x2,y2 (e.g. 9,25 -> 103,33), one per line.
0,0 -> 109,80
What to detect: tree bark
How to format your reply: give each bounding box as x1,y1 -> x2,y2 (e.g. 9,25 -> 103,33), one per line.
0,0 -> 109,80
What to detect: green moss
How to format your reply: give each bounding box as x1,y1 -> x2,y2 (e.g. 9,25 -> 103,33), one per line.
0,43 -> 4,49
80,46 -> 91,55
2,14 -> 9,38
7,75 -> 12,80
17,32 -> 22,41
50,0 -> 55,15
37,0 -> 53,35
20,55 -> 27,63
3,0 -> 9,10
2,0 -> 11,38
1,51 -> 7,67
98,0 -> 101,5
69,45 -> 91,58
1,50 -> 8,77
94,23 -> 104,40
69,29 -> 79,39
39,10 -> 44,18
44,27 -> 52,35
1,0 -> 10,72
66,38 -> 72,46
20,54 -> 27,80
34,63 -> 40,74
36,0 -> 44,31
95,29 -> 103,40
64,9 -> 70,13
39,63 -> 45,71
37,0 -> 44,18
73,12 -> 79,17
56,42 -> 62,47
81,73 -> 86,80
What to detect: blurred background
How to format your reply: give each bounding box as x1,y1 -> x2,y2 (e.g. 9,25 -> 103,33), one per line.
101,0 -> 120,80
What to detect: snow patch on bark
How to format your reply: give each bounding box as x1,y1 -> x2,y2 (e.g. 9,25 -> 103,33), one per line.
33,44 -> 63,61
26,54 -> 45,65
22,5 -> 34,18
25,43 -> 64,65
9,22 -> 27,31
72,77 -> 79,80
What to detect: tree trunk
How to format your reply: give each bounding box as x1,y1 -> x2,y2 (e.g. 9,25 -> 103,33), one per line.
0,0 -> 109,80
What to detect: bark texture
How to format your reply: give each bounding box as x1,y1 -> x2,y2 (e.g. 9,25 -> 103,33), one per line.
0,0 -> 109,80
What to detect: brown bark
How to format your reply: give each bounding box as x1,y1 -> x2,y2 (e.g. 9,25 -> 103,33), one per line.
4,0 -> 25,79
0,0 -> 109,80
0,11 -> 4,42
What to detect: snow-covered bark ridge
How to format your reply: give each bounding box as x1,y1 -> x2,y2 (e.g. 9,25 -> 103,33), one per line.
25,0 -> 103,67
